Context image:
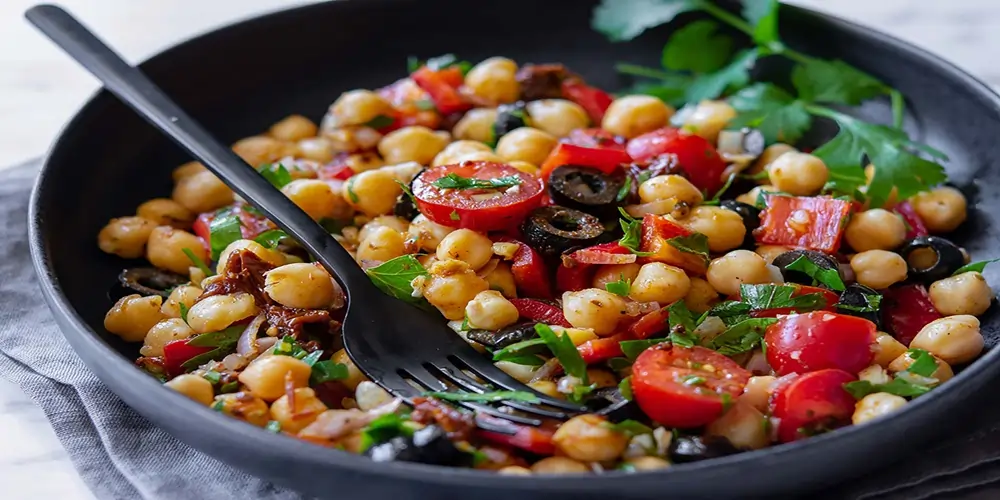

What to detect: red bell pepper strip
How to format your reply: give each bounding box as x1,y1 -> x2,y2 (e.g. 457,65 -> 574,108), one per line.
894,201 -> 929,239
577,334 -> 629,365
639,214 -> 709,275
495,238 -> 552,299
539,143 -> 632,179
318,158 -> 355,181
162,339 -> 214,377
561,79 -> 613,124
629,308 -> 670,340
566,242 -> 635,265
508,298 -> 571,328
475,414 -> 556,455
565,128 -> 627,151
754,195 -> 853,254
881,284 -> 941,346
411,66 -> 470,115
556,263 -> 596,293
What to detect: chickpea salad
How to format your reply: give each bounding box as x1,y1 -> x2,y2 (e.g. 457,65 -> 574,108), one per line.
97,0 -> 994,475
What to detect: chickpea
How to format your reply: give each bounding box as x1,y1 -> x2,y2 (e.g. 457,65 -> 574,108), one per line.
496,360 -> 539,384
239,355 -> 312,401
172,160 -> 207,182
563,327 -> 599,346
741,375 -> 776,413
464,290 -> 519,330
97,216 -> 156,258
216,239 -> 286,274
592,263 -> 641,290
172,171 -> 234,213
330,90 -> 393,127
843,209 -> 907,252
683,100 -> 737,142
707,250 -> 772,296
135,199 -> 193,229
684,277 -> 719,314
296,137 -> 335,163
354,381 -> 393,412
624,457 -> 671,471
495,127 -> 558,166
381,161 -> 424,185
322,125 -> 382,153
888,351 -> 953,383
270,114 -> 318,142
146,226 -> 208,276
629,263 -> 691,305
767,152 -> 828,196
358,216 -> 409,242
852,393 -> 907,425
165,374 -> 215,406
735,185 -> 778,206
160,285 -> 203,319
746,143 -> 796,177
929,272 -> 993,316
587,369 -> 618,388
407,214 -> 455,251
755,245 -> 791,265
104,294 -> 165,342
910,315 -> 983,365
528,380 -> 562,399
269,387 -> 328,434
706,401 -> 769,450
280,179 -> 339,220
601,95 -> 673,139
526,99 -> 590,137
213,393 -> 270,426
464,57 -> 520,104
343,169 -> 402,217
508,161 -> 539,175
873,333 -> 908,367
186,292 -> 258,334
332,349 -> 367,391
638,175 -> 703,207
910,186 -> 967,233
498,466 -> 533,476
432,140 -> 492,167
552,414 -> 629,462
452,108 -> 498,143
264,263 -> 337,310
681,206 -> 746,253
232,136 -> 294,167
140,318 -> 194,357
484,262 -> 518,298
422,259 -> 490,320
562,288 -> 628,336
859,364 -> 891,385
850,250 -> 907,289
378,126 -> 450,165
356,225 -> 405,262
530,457 -> 589,474
436,229 -> 494,270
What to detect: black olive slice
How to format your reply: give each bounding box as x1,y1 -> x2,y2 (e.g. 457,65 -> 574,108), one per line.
772,250 -> 841,288
586,386 -> 644,422
365,425 -> 472,466
491,101 -> 529,145
836,283 -> 882,327
392,169 -> 423,220
118,268 -> 189,298
719,200 -> 761,249
521,205 -> 604,257
897,236 -> 966,284
547,165 -> 626,218
466,321 -> 539,350
669,435 -> 742,463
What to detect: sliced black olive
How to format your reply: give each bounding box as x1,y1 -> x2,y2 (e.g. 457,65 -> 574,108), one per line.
466,321 -> 539,350
521,206 -> 604,257
897,236 -> 966,284
393,169 -> 423,220
586,386 -> 643,422
491,101 -> 529,146
118,268 -> 189,298
548,166 -> 626,218
668,435 -> 742,463
772,250 -> 840,288
719,200 -> 761,249
836,283 -> 882,327
716,128 -> 765,165
365,425 -> 472,466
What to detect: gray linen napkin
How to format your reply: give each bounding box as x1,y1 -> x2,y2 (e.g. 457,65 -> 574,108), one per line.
2,158 -> 1000,500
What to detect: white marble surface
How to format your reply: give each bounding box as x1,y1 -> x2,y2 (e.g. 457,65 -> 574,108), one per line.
2,0 -> 1000,498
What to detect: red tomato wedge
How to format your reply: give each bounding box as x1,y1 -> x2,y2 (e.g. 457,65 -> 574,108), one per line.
377,78 -> 442,131
508,298 -> 569,327
539,143 -> 632,179
639,214 -> 709,275
881,284 -> 941,346
162,339 -> 214,377
770,369 -> 857,443
411,66 -> 470,115
631,345 -> 751,428
412,162 -> 544,232
755,195 -> 853,253
893,201 -> 929,239
566,242 -> 636,265
764,312 -> 877,376
565,128 -> 627,151
555,263 -> 596,293
494,238 -> 552,299
561,79 -> 614,123
626,128 -> 727,194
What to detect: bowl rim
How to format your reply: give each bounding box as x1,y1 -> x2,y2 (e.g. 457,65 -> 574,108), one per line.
26,0 -> 1000,493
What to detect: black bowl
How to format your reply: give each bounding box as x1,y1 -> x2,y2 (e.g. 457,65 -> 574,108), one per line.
28,0 -> 1000,498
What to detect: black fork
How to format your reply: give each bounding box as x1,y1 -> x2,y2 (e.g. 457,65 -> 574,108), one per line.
26,4 -> 589,426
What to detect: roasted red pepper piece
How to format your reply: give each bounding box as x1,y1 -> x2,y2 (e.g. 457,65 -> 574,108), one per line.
629,308 -> 670,340
318,160 -> 355,181
639,214 -> 709,275
476,414 -> 556,455
626,128 -> 727,194
565,128 -> 627,151
539,143 -> 632,179
561,79 -> 614,124
566,242 -> 636,265
411,66 -> 470,115
555,263 -> 596,293
882,284 -> 941,346
577,334 -> 629,364
162,339 -> 214,377
508,298 -> 571,328
894,200 -> 929,239
754,195 -> 853,253
496,238 -> 552,299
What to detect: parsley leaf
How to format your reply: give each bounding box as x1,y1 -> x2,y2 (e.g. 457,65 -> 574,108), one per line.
667,300 -> 699,347
662,20 -> 734,73
273,335 -> 309,359
620,339 -> 665,361
592,0 -> 700,42
953,259 -> 999,276
792,59 -> 888,106
742,0 -> 780,44
208,211 -> 243,261
431,173 -> 522,190
602,419 -> 654,437
905,349 -> 939,377
492,338 -> 548,362
709,318 -> 777,355
706,300 -> 753,326
181,325 -> 245,370
183,248 -> 214,277
425,391 -> 540,403
842,378 -> 931,399
414,99 -> 437,111
310,360 -> 350,385
178,303 -> 190,324
202,370 -> 221,385
728,83 -> 812,144
605,274 -> 632,297
619,376 -> 634,401
684,49 -> 758,103
616,176 -> 633,203
785,255 -> 846,291
258,163 -> 293,189
739,283 -> 828,312
666,232 -> 710,262
618,208 -> 652,256
364,115 -> 395,129
253,229 -> 288,249
360,412 -> 414,452
345,176 -> 360,203
365,255 -> 429,304
535,324 -> 589,384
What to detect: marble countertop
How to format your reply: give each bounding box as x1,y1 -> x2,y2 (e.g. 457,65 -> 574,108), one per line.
2,0 -> 999,498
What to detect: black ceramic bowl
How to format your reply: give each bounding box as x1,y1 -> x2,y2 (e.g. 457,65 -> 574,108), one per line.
28,0 -> 1000,498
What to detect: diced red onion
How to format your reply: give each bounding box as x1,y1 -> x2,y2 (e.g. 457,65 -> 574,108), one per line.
236,313 -> 267,357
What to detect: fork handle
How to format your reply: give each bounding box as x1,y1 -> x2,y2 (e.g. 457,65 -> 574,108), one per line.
25,4 -> 371,295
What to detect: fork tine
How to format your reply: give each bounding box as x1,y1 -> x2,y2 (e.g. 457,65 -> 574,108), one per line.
399,366 -> 448,392
369,370 -> 421,399
448,355 -> 589,413
427,361 -> 575,420
456,402 -> 542,426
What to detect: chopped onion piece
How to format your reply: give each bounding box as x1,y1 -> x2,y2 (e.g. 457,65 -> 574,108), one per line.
236,313 -> 267,358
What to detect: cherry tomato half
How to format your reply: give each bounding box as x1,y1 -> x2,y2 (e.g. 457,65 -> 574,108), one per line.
770,369 -> 857,443
765,312 -> 876,376
626,128 -> 727,194
632,345 -> 751,428
412,162 -> 544,232
564,128 -> 627,151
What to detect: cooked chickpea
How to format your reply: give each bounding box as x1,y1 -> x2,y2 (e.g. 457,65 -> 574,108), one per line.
910,186 -> 967,233
629,263 -> 691,305
172,160 -> 207,181
859,364 -> 891,385
767,152 -> 828,196
432,140 -> 492,167
852,393 -> 907,425
560,327 -> 599,346
97,216 -> 157,258
464,57 -> 520,104
436,229 -> 494,270
706,401 -> 769,450
850,250 -> 907,289
562,288 -> 627,336
160,285 -> 203,319
270,114 -> 318,142
601,95 -> 673,139
735,185 -> 778,205
507,161 -> 539,175
164,374 -> 215,406
422,259 -> 490,320
332,349 -> 367,391
465,290 -> 519,330
381,161 -> 424,185
136,199 -> 193,229
296,137 -> 335,163
874,333 -> 908,367
269,387 -> 328,434
239,355 -> 312,401
358,216 -> 409,242
681,206 -> 746,253
707,250 -> 772,296
592,263 -> 641,290
526,99 -> 590,137
452,108 -> 498,143
498,466 -> 533,476
552,414 -> 629,462
496,360 -> 539,384
354,381 -> 393,412
844,209 -> 907,252
146,226 -> 208,275
279,179 -> 339,220
264,263 -> 337,310
638,175 -> 703,206
747,143 -> 796,177
232,136 -> 294,167
741,375 -> 776,413
343,169 -> 402,216
495,127 -> 558,166
186,292 -> 258,334
929,272 -> 993,316
530,456 -> 589,474
624,457 -> 671,471
323,125 -> 383,153
684,277 -> 719,314
528,380 -> 562,399
356,225 -> 405,262
888,351 -> 953,383
586,369 -> 618,388
378,126 -> 450,165
753,245 -> 790,265
484,262 -> 518,298
140,318 -> 194,357
407,214 -> 455,251
330,90 -> 393,127
213,393 -> 270,426
172,170 -> 234,213
104,294 -> 165,342
683,100 -> 737,142
216,239 -> 286,274
910,315 -> 983,365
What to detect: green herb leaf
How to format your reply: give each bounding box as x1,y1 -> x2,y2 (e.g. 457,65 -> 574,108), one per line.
535,323 -> 589,384
360,412 -> 414,452
425,53 -> 457,70
608,357 -> 633,371
619,376 -> 634,401
662,20 -> 734,73
211,400 -> 225,412
706,300 -> 753,326
273,336 -> 310,359
178,302 -> 190,324
666,232 -> 710,261
183,248 -> 214,277
395,179 -> 417,205
431,173 -> 523,190
684,49 -> 758,103
266,420 -> 282,433
953,259 -> 999,276
300,350 -> 324,367
602,419 -> 654,437
492,338 -> 548,362
605,274 -> 632,297
616,175 -> 633,202
739,283 -> 828,312
310,360 -> 350,385
618,207 -> 652,256
709,318 -> 777,355
728,83 -> 812,144
680,374 -> 706,386
186,326 -> 245,348
496,354 -> 546,366
785,255 -> 846,291
414,99 -> 437,111
425,390 -> 540,403
220,381 -> 239,393
346,176 -> 360,203
620,339 -> 665,362
742,0 -> 780,44
258,163 -> 293,189
905,349 -> 938,377
624,78 -> 693,108
667,300 -> 699,347
208,212 -> 243,261
792,59 -> 888,106
364,115 -> 395,129
203,370 -> 221,385
365,255 -> 429,303
406,55 -> 421,73
842,378 -> 931,399
449,210 -> 460,221
592,0 -> 700,42
837,293 -> 882,313
253,230 -> 288,249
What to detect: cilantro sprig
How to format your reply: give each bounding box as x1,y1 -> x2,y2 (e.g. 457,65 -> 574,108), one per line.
605,274 -> 632,296
952,259 -> 999,276
785,255 -> 846,291
843,349 -> 940,399
535,324 -> 590,393
617,208 -> 652,256
365,255 -> 430,304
